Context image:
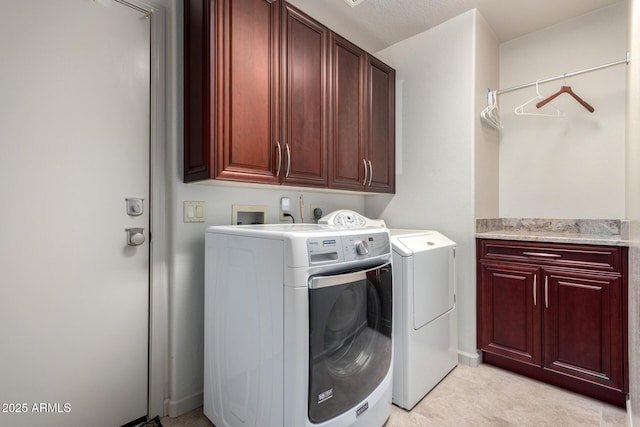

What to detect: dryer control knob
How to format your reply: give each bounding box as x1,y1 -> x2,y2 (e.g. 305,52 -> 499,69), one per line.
355,240 -> 369,256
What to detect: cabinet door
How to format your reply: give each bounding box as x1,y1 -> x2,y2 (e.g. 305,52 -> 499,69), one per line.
216,0 -> 281,183
282,4 -> 328,187
542,269 -> 624,391
478,262 -> 542,366
366,55 -> 395,193
184,0 -> 213,182
328,33 -> 366,191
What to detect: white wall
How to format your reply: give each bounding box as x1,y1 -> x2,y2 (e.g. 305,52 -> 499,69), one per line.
474,16 -> 501,219
498,3 -> 627,218
166,1 -> 365,416
625,0 -> 640,423
366,9 -> 499,362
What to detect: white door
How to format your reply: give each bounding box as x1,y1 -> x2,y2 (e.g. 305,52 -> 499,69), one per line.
0,1 -> 150,426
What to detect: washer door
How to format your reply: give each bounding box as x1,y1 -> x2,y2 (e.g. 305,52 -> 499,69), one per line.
308,263 -> 392,423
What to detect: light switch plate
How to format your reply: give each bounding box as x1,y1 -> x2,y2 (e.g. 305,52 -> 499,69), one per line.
183,201 -> 205,223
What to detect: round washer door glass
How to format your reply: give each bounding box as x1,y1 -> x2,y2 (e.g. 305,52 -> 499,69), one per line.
308,263 -> 392,423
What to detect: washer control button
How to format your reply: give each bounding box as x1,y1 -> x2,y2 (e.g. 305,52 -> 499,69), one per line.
355,240 -> 369,256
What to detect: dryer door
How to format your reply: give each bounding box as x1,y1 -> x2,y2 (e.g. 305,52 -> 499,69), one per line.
307,263 -> 392,423
397,236 -> 455,330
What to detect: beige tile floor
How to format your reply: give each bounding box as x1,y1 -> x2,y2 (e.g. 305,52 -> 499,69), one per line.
161,364 -> 628,427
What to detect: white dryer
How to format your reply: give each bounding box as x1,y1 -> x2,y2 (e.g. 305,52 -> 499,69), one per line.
390,230 -> 457,410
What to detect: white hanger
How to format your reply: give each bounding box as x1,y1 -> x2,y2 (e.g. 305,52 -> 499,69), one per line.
480,90 -> 502,129
514,81 -> 565,117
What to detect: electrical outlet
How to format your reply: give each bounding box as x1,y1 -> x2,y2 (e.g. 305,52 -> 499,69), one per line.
280,197 -> 291,221
310,204 -> 323,221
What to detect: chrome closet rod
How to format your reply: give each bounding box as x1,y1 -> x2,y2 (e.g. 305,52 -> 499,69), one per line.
494,52 -> 630,96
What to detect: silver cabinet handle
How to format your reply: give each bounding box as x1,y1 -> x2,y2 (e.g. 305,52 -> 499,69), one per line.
533,274 -> 537,306
362,159 -> 368,186
276,141 -> 282,177
545,276 -> 549,308
523,252 -> 561,258
368,160 -> 373,186
285,143 -> 291,178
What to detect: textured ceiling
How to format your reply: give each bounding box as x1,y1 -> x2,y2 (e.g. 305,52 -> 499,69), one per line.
287,0 -> 622,52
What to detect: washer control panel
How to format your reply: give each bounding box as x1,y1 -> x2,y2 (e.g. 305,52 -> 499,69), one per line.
307,231 -> 390,265
342,233 -> 390,262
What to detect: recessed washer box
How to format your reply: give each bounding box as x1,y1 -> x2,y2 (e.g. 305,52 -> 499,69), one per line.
232,205 -> 268,225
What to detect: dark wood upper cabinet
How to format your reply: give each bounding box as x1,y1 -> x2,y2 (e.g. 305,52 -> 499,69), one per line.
183,0 -> 395,192
281,4 -> 328,187
183,0 -> 212,182
216,0 -> 281,184
184,0 -> 281,184
329,33 -> 366,190
328,35 -> 395,193
366,56 -> 395,193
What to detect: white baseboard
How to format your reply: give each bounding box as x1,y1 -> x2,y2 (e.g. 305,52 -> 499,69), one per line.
457,349 -> 482,367
164,391 -> 203,418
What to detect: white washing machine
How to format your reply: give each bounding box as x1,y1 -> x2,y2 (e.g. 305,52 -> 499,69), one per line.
390,229 -> 458,410
204,211 -> 393,427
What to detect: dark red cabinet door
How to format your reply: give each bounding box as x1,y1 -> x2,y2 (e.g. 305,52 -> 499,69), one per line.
184,0 -> 281,184
328,33 -> 366,191
366,56 -> 395,193
478,262 -> 542,366
281,4 -> 328,187
184,0 -> 213,182
542,269 -> 624,391
216,0 -> 281,183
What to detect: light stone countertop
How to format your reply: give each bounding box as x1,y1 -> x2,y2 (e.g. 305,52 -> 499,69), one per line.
475,218 -> 629,247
